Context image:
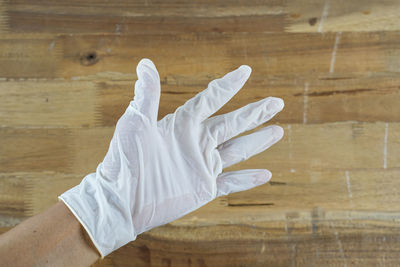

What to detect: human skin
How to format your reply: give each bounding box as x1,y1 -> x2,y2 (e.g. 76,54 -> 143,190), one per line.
0,201 -> 100,267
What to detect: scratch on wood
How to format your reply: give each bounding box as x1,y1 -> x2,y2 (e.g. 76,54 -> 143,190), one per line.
312,221 -> 317,235
294,88 -> 374,97
319,76 -> 354,80
115,24 -> 122,34
318,0 -> 330,33
330,32 -> 342,73
381,254 -> 386,267
242,38 -> 248,61
263,49 -> 269,65
260,243 -> 266,253
330,221 -> 347,267
287,125 -> 293,161
383,123 -> 389,169
269,181 -> 287,186
227,202 -> 274,207
48,40 -> 56,51
287,125 -> 295,173
291,244 -> 297,267
163,90 -> 189,95
303,82 -> 309,124
345,171 -> 353,207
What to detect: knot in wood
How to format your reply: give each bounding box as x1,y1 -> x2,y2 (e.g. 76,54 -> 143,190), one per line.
80,51 -> 99,66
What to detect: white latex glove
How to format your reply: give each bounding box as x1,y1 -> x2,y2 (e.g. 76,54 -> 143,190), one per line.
59,58 -> 284,258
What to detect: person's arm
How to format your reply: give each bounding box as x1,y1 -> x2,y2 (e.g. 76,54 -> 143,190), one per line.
0,201 -> 99,267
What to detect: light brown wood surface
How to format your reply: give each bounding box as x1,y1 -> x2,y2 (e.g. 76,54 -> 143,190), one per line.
0,0 -> 400,266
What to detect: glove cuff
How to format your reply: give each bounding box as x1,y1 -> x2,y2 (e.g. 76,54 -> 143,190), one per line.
59,164 -> 136,258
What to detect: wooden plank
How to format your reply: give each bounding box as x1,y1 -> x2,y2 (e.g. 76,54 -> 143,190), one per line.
57,32 -> 392,78
1,169 -> 400,221
9,14 -> 287,34
8,0 -> 285,17
1,220 -> 397,266
2,73 -> 400,127
286,0 -> 400,32
1,122 -> 399,174
7,13 -> 286,35
1,32 -> 398,79
95,228 -> 400,266
4,0 -> 400,34
5,0 -> 286,34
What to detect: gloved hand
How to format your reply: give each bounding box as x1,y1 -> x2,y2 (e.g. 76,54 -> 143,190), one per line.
59,58 -> 284,258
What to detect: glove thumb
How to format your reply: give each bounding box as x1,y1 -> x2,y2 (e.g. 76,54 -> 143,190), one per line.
132,58 -> 161,123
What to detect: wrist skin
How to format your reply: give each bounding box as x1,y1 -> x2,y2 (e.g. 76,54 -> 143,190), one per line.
0,201 -> 100,267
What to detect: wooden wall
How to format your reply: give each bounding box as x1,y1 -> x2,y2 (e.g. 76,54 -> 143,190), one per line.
1,0 -> 400,266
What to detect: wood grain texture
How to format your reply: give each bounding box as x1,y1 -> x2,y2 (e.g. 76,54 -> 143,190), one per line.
286,0 -> 400,32
6,0 -> 286,34
0,0 -> 8,34
1,0 -> 400,266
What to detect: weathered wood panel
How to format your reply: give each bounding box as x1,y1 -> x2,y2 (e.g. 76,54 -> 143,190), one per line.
1,32 -> 398,79
5,0 -> 285,34
1,74 -> 400,127
96,230 -> 400,267
1,123 -> 399,175
3,0 -> 400,34
2,169 -> 400,222
287,0 -> 400,32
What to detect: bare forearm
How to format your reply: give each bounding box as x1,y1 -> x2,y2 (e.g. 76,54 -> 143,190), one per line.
0,201 -> 99,267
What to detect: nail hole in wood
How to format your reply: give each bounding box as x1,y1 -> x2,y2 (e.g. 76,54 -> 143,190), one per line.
308,17 -> 317,26
80,51 -> 99,66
